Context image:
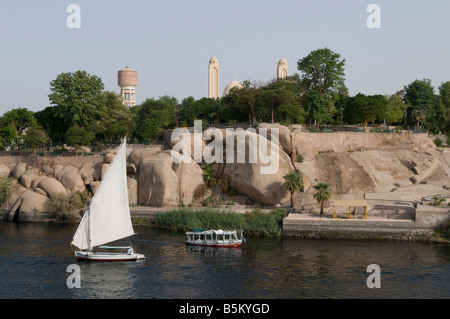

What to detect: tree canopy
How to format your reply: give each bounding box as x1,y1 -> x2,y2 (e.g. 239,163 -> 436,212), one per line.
403,79 -> 445,133
297,48 -> 347,98
1,50 -> 450,151
48,70 -> 106,129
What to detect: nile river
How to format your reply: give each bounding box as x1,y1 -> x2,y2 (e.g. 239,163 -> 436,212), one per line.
0,221 -> 449,299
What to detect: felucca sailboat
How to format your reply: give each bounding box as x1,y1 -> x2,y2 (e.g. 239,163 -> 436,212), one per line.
71,138 -> 145,261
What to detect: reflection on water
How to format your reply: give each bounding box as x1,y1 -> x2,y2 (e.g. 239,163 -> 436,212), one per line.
0,222 -> 449,299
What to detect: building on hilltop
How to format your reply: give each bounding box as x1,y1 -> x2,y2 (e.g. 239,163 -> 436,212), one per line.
223,80 -> 244,97
277,57 -> 289,80
208,56 -> 220,99
208,56 -> 289,99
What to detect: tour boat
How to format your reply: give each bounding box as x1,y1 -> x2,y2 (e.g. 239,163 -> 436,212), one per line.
71,138 -> 145,261
185,229 -> 246,248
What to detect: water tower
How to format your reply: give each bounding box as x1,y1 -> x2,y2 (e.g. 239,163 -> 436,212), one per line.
118,66 -> 138,107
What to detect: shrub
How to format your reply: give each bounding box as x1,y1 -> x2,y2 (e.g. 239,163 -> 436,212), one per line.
432,195 -> 445,206
201,164 -> 217,187
296,154 -> 304,163
434,138 -> 443,147
218,179 -> 229,193
194,183 -> 208,199
47,191 -> 89,223
0,177 -> 14,206
226,187 -> 239,197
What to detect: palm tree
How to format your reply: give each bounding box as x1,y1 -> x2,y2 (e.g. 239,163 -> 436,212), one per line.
283,170 -> 303,208
313,183 -> 332,216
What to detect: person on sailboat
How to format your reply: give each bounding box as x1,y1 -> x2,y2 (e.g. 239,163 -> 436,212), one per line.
127,247 -> 135,255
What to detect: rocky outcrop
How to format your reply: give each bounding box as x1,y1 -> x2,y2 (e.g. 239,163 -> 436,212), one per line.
10,163 -> 27,179
137,152 -> 179,206
0,164 -> 11,179
129,147 -> 163,166
8,190 -> 49,221
2,124 -> 449,222
58,167 -> 85,193
127,177 -> 138,205
292,132 -> 435,161
173,161 -> 204,206
34,176 -> 68,199
18,168 -> 40,189
223,130 -> 294,206
258,123 -> 293,156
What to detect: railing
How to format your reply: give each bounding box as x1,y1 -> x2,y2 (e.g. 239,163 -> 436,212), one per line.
298,199 -> 417,220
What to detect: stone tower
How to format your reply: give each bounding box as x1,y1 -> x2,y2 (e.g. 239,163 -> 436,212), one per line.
277,58 -> 289,80
208,56 -> 220,99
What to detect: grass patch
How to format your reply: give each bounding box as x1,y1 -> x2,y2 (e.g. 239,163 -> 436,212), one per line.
153,208 -> 287,238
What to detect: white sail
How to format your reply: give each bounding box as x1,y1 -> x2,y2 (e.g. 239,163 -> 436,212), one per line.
71,139 -> 135,250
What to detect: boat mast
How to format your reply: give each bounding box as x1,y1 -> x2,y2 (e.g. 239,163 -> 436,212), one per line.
88,208 -> 92,252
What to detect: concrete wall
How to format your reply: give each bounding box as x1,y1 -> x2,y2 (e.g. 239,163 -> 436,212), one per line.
283,216 -> 429,238
415,206 -> 450,228
283,207 -> 450,240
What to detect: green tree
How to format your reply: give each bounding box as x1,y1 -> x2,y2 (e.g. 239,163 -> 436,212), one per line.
303,89 -> 334,129
313,182 -> 332,216
34,106 -> 67,144
439,81 -> 450,110
0,126 -> 18,149
133,96 -> 177,141
178,97 -> 219,127
65,126 -> 95,155
297,48 -> 347,98
439,82 -> 450,132
94,91 -> 133,144
258,75 -> 305,124
343,93 -> 385,128
411,108 -> 427,130
283,170 -> 303,208
22,126 -> 49,155
0,107 -> 37,145
404,79 -> 445,133
385,94 -> 408,125
1,107 -> 37,133
48,71 -> 106,129
235,80 -> 260,123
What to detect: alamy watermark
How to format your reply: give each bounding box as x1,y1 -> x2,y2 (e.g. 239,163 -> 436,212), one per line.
367,264 -> 381,289
170,121 -> 280,175
367,4 -> 381,29
66,264 -> 81,289
66,4 -> 81,29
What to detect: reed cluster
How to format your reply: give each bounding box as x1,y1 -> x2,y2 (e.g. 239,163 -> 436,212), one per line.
153,208 -> 287,238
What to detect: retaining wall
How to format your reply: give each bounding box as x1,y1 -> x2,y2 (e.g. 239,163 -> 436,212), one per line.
283,206 -> 450,240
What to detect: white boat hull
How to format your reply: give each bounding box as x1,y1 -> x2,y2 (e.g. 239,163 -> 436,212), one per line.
186,240 -> 244,248
75,251 -> 146,261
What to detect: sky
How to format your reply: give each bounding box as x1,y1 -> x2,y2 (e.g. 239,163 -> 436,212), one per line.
1,0 -> 450,115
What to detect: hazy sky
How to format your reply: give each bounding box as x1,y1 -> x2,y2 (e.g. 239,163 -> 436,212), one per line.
1,0 -> 449,115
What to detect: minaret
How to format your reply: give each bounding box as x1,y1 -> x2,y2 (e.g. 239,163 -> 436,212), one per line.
118,66 -> 138,107
277,58 -> 289,80
208,56 -> 220,99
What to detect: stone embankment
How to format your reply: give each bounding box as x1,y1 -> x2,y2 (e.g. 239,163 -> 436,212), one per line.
283,204 -> 450,242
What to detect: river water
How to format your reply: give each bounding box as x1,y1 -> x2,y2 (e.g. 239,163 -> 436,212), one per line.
0,221 -> 449,299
